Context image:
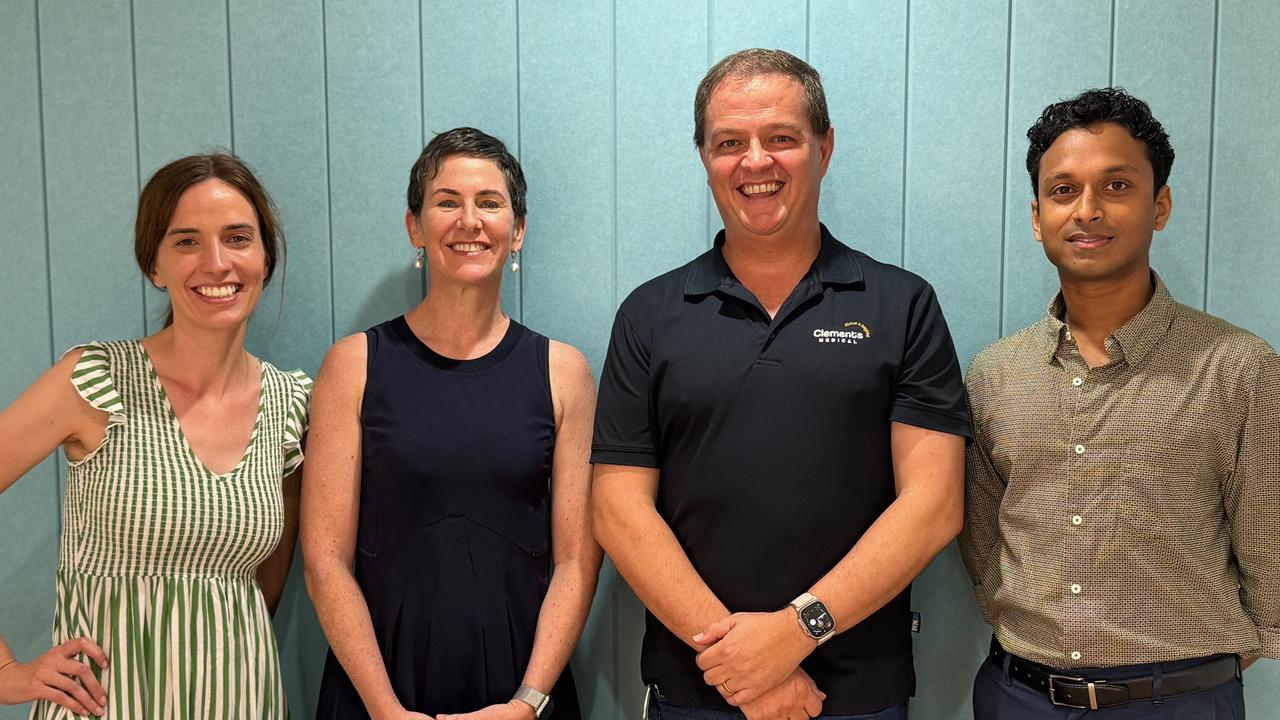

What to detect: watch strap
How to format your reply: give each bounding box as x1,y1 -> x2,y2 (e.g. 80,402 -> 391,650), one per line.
512,685 -> 552,718
790,592 -> 836,645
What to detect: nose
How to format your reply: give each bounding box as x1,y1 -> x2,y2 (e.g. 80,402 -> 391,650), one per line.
202,241 -> 230,271
458,202 -> 482,230
1072,187 -> 1103,223
741,138 -> 773,171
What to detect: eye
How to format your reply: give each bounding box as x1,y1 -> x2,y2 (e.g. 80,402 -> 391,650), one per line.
718,139 -> 741,149
437,199 -> 459,209
1049,185 -> 1077,197
226,234 -> 254,245
1105,180 -> 1130,191
173,236 -> 198,247
477,199 -> 502,210
771,135 -> 795,144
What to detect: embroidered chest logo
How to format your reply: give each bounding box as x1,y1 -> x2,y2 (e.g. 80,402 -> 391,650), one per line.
813,321 -> 871,345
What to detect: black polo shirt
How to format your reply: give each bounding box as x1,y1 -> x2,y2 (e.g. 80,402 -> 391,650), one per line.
591,224 -> 971,715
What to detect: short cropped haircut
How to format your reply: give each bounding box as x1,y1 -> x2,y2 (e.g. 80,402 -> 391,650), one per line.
1026,87 -> 1175,197
693,48 -> 831,147
407,127 -> 527,219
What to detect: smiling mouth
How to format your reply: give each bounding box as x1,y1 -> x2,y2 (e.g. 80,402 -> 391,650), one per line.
447,242 -> 491,254
1068,234 -> 1113,249
193,283 -> 242,299
739,181 -> 783,197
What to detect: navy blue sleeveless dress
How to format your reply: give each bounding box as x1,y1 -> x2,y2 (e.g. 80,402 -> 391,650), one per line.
315,316 -> 581,719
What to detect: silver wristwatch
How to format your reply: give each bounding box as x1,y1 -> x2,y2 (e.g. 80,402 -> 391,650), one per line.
512,684 -> 554,718
789,592 -> 836,645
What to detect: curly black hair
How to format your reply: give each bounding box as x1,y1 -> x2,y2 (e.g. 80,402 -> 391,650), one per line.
1026,87 -> 1174,198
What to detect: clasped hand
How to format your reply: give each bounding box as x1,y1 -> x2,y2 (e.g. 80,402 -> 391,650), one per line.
693,610 -> 822,714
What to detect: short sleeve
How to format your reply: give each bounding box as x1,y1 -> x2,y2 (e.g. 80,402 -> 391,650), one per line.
281,368 -> 314,476
64,342 -> 126,465
889,282 -> 972,438
591,307 -> 659,468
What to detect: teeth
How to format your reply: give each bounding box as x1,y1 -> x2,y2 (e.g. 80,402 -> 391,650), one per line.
741,182 -> 782,195
451,243 -> 489,252
195,284 -> 238,298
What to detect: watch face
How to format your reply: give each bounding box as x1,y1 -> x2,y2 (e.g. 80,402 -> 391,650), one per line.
800,601 -> 835,638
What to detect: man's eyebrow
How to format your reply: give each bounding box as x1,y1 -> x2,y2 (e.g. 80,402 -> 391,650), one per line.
1045,163 -> 1142,182
429,188 -> 505,197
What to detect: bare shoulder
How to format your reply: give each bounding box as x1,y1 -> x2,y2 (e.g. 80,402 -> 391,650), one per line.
548,340 -> 594,389
313,333 -> 368,408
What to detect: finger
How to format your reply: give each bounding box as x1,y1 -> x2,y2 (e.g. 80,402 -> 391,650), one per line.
691,617 -> 735,646
69,637 -> 110,668
43,687 -> 91,717
45,674 -> 102,717
58,657 -> 108,706
702,667 -> 728,688
804,692 -> 822,717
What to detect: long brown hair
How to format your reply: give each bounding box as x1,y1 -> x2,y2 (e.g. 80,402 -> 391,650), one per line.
135,153 -> 285,327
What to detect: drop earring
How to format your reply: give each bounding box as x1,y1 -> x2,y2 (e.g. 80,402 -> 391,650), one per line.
414,247 -> 425,270
509,250 -> 520,273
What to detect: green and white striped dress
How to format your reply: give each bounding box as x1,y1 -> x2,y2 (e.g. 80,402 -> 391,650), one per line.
31,341 -> 311,720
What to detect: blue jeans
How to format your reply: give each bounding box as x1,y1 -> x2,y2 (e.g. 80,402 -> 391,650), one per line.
972,653 -> 1244,719
650,697 -> 907,720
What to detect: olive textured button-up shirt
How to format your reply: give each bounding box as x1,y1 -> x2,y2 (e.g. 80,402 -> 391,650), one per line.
960,273 -> 1279,669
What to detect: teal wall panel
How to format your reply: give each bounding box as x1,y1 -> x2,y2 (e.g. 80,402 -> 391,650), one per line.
518,5 -> 618,717
133,0 -> 234,333
229,0 -> 332,378
1001,0 -> 1112,336
904,0 -> 1008,366
326,0 -> 423,338
1208,0 -> 1280,348
38,0 -> 143,352
0,4 -> 58,719
811,0 -> 908,265
421,0 -> 521,320
1114,0 -> 1216,308
2,4 -> 1279,719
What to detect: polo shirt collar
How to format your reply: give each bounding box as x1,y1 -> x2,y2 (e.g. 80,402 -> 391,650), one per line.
1039,270 -> 1177,367
683,223 -> 864,297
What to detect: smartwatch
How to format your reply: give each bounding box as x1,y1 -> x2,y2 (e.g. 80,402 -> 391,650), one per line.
513,684 -> 554,719
789,592 -> 836,645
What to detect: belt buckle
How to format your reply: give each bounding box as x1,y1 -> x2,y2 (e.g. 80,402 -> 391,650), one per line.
1047,674 -> 1092,710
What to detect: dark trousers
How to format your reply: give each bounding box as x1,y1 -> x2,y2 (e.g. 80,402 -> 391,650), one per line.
651,699 -> 907,720
972,652 -> 1245,719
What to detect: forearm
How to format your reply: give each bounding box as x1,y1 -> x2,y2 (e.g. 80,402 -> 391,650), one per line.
596,494 -> 727,648
520,556 -> 600,693
811,479 -> 961,633
305,557 -> 401,718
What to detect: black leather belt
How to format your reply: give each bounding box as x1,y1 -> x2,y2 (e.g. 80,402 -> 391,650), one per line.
990,640 -> 1240,710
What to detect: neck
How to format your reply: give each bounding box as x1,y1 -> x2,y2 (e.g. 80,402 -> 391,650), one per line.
144,322 -> 252,395
406,277 -> 509,359
721,219 -> 822,278
1060,267 -> 1155,343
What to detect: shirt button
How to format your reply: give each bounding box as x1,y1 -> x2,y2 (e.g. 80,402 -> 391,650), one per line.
1070,583 -> 1081,594
1071,651 -> 1082,661
1072,377 -> 1083,387
1072,515 -> 1083,526
1074,444 -> 1085,455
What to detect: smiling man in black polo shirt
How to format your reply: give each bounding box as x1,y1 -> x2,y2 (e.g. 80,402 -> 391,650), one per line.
591,48 -> 971,720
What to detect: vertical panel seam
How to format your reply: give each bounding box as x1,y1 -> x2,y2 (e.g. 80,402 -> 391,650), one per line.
34,0 -> 62,530
706,0 -> 714,249
1108,0 -> 1116,85
515,0 -> 523,321
804,0 -> 810,60
130,0 -> 145,332
418,0 -> 427,300
611,0 -> 618,315
1203,0 -> 1220,312
998,0 -> 1012,338
322,0 -> 335,345
226,0 -> 235,151
899,0 -> 911,268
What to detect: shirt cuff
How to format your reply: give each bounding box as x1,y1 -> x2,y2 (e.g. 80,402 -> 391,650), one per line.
889,403 -> 973,440
590,446 -> 659,468
1260,626 -> 1280,659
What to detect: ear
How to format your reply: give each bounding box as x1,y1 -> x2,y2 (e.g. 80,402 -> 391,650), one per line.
512,216 -> 526,254
1030,199 -> 1044,243
405,210 -> 422,248
150,269 -> 167,290
1153,184 -> 1172,232
818,126 -> 835,177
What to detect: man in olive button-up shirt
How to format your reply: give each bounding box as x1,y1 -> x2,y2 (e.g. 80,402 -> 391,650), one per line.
960,88 -> 1278,718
